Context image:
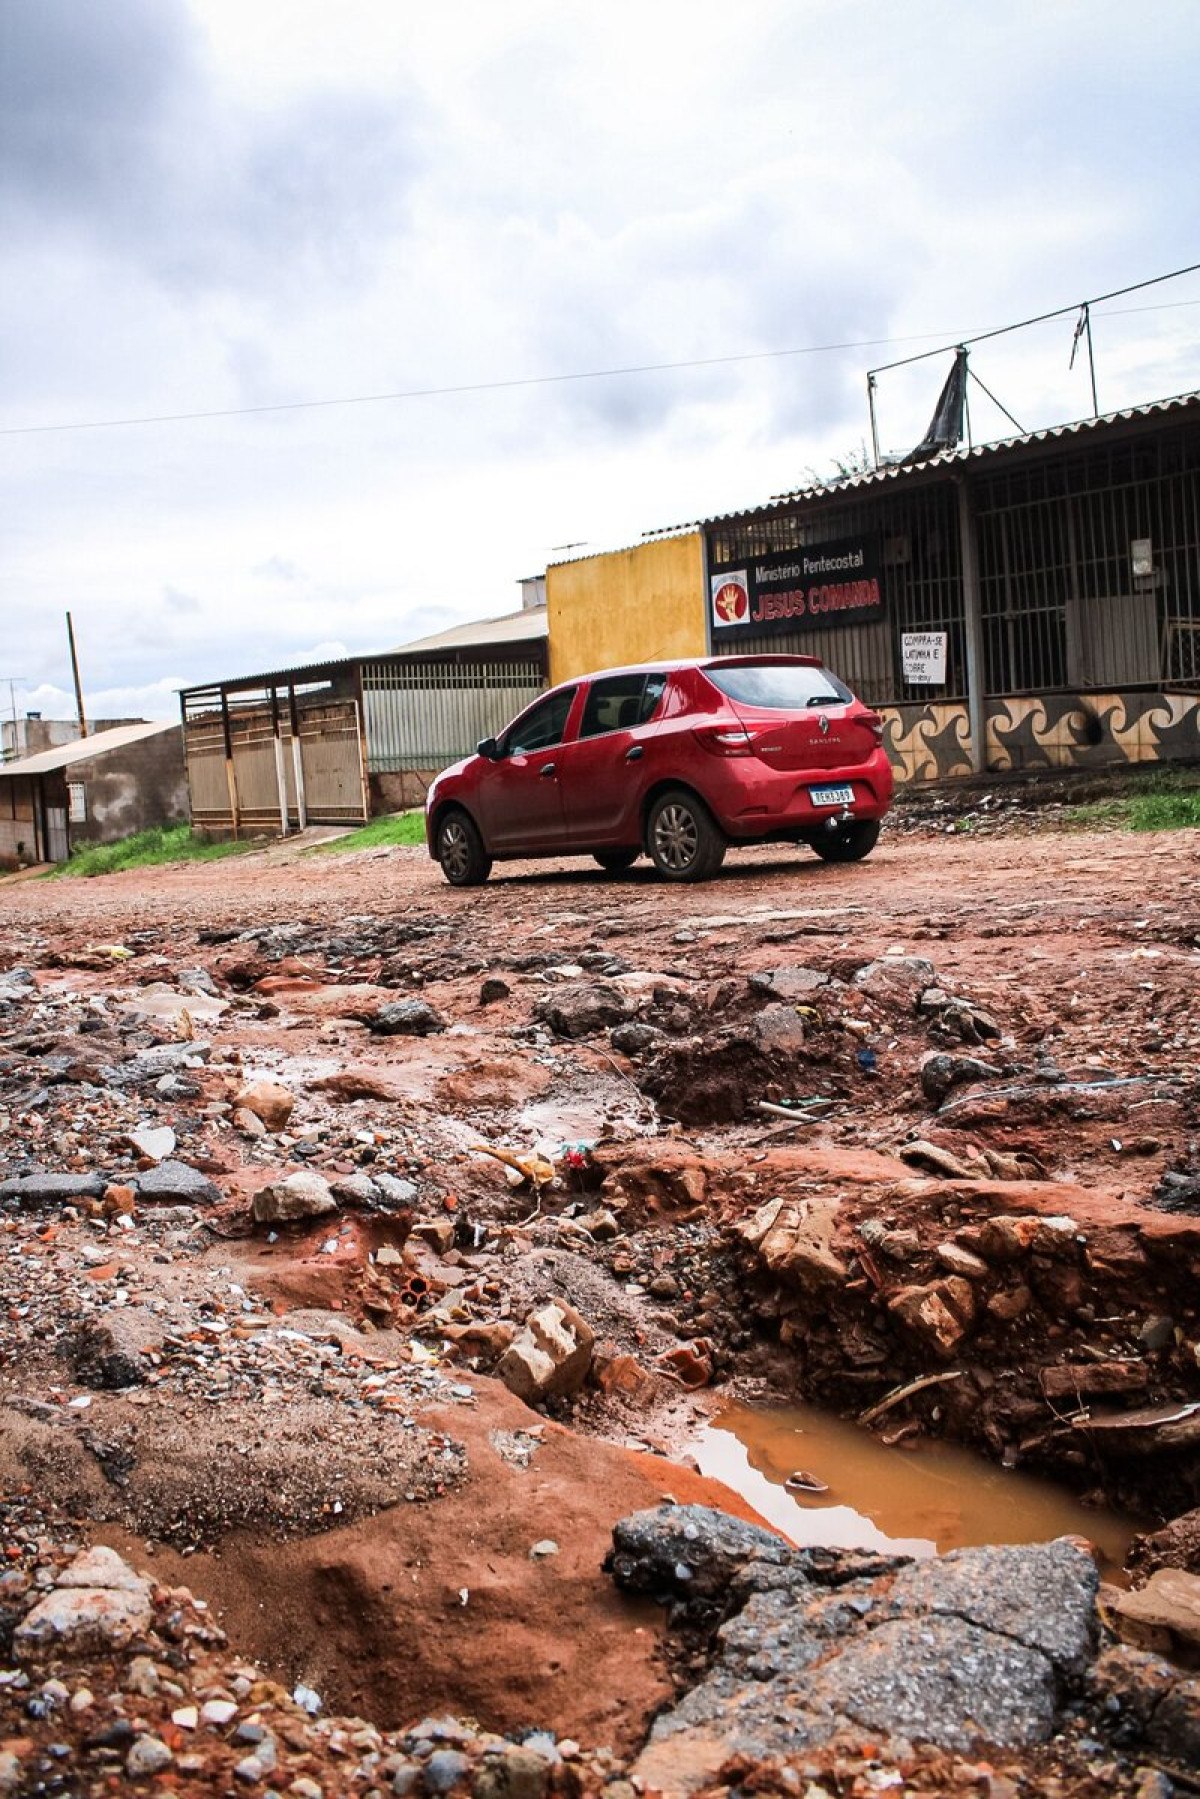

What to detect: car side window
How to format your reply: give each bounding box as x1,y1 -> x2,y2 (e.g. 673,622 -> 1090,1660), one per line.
579,673 -> 667,739
504,688 -> 575,754
639,674 -> 667,723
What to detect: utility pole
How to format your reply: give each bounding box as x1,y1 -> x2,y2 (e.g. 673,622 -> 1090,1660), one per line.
65,612 -> 87,737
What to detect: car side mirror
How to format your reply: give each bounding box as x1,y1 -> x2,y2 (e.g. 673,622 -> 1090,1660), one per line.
477,736 -> 501,760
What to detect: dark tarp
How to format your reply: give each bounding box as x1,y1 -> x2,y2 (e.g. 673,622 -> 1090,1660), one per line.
904,348 -> 968,464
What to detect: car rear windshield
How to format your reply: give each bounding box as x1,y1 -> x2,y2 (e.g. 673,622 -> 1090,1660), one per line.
704,664 -> 853,710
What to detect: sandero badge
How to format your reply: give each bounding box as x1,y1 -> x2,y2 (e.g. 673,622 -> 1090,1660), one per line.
425,654 -> 894,887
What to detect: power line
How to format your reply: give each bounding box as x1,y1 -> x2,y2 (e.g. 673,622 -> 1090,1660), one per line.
866,259 -> 1200,377
3,274 -> 1199,440
0,329 -> 988,438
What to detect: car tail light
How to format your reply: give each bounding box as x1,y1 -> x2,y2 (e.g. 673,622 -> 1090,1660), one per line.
693,724 -> 754,757
864,712 -> 885,745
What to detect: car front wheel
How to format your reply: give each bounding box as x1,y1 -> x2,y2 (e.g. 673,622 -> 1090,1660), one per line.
646,789 -> 727,882
436,809 -> 493,886
807,819 -> 881,863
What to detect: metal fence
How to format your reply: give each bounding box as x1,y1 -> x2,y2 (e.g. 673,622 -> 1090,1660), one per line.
361,658 -> 545,771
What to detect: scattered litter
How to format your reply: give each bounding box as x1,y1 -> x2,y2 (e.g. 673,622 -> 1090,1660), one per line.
785,1470 -> 829,1495
470,1143 -> 555,1187
754,1099 -> 832,1123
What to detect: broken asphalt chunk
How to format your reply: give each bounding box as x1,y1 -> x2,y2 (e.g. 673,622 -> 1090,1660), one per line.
134,1160 -> 221,1205
369,1000 -> 446,1036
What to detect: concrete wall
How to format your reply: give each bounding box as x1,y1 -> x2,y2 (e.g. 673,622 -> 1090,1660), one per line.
370,769 -> 438,814
68,727 -> 189,844
547,534 -> 705,683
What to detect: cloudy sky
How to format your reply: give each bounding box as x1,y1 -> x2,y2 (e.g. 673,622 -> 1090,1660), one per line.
4,0 -> 1199,721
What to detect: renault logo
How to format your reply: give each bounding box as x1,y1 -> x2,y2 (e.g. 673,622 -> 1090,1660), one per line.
819,714 -> 830,735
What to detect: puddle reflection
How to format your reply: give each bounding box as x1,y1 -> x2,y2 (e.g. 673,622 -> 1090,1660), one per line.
693,1399 -> 1139,1578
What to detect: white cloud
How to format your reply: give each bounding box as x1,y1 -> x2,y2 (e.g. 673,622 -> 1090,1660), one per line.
2,0 -> 1199,718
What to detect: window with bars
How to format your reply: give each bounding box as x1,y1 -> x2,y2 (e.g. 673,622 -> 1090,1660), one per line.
975,426 -> 1200,694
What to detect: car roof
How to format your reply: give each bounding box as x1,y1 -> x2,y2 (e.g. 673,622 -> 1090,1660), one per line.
547,652 -> 823,692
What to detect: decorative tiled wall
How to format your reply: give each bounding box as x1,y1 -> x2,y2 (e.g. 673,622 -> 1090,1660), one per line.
881,692 -> 1200,783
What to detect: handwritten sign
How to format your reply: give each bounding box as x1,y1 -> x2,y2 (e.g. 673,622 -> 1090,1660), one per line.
901,631 -> 947,684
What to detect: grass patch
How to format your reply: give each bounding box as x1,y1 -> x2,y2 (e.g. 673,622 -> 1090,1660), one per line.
53,824 -> 260,878
1065,773 -> 1200,833
309,810 -> 426,853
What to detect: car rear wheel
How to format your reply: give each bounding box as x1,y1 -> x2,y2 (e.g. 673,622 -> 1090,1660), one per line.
807,819 -> 881,863
646,789 -> 727,882
593,848 -> 639,873
436,809 -> 492,886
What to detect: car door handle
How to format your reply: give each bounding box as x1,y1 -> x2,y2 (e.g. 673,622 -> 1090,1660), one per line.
539,762 -> 557,778
625,745 -> 644,762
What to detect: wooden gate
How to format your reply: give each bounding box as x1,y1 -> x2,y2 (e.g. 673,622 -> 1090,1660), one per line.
184,698 -> 368,833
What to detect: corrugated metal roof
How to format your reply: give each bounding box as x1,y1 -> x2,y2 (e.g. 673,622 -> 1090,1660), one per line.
648,389 -> 1200,535
179,607 -> 549,701
546,525 -> 700,569
382,605 -> 547,654
765,388 -> 1200,508
0,719 -> 179,779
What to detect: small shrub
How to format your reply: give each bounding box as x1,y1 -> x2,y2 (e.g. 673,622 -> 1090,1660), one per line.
1065,771 -> 1200,833
308,812 -> 426,854
54,824 -> 260,878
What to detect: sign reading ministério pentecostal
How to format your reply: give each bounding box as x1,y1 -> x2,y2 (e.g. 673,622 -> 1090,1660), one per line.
709,536 -> 883,641
900,631 -> 948,684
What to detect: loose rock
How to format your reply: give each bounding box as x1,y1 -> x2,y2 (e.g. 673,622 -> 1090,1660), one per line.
252,1170 -> 338,1223
495,1299 -> 595,1405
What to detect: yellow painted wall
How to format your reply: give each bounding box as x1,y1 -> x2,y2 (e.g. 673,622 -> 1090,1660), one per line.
547,533 -> 706,683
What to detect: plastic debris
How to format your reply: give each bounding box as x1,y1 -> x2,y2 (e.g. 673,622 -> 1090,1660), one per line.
470,1144 -> 555,1187
784,1470 -> 829,1495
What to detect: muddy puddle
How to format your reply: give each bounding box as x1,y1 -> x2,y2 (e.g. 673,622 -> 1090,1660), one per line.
693,1400 -> 1140,1579
519,1093 -> 653,1151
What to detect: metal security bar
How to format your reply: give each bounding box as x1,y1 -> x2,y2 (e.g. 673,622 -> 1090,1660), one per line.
975,427 -> 1200,695
361,659 -> 545,771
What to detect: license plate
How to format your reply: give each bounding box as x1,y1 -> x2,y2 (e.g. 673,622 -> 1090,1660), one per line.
809,784 -> 855,808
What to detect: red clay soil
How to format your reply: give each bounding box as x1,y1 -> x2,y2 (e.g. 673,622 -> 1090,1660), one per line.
4,821 -> 1200,1791
96,1377 -> 772,1755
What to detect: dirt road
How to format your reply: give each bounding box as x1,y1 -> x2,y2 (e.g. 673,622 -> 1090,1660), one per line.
4,821 -> 1193,940
2,822 -> 1199,1795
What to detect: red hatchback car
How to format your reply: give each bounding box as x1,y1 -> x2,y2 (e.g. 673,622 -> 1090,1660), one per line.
425,654 -> 893,886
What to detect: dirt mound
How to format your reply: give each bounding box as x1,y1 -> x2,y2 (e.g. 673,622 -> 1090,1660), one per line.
95,1381 -> 772,1749
1,1388 -> 465,1549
